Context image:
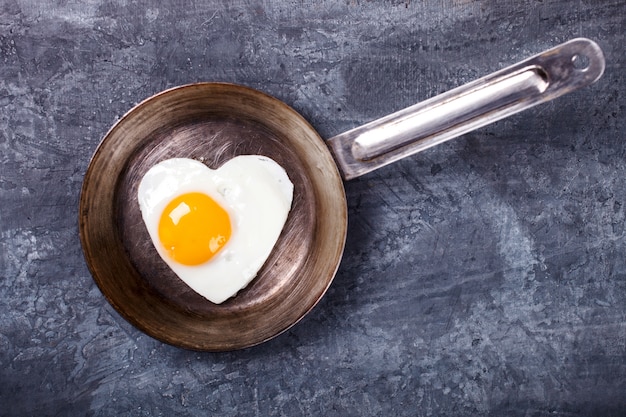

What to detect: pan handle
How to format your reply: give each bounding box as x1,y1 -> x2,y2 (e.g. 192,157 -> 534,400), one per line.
327,38 -> 605,180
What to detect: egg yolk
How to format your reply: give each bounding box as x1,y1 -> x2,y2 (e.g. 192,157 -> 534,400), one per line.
158,192 -> 231,266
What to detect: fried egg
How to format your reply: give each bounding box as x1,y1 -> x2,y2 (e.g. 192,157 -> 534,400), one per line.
137,155 -> 293,304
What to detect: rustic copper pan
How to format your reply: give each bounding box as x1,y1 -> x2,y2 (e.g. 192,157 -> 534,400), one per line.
79,39 -> 604,351
79,83 -> 346,351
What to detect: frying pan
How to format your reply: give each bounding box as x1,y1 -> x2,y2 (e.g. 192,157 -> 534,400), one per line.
79,38 -> 604,351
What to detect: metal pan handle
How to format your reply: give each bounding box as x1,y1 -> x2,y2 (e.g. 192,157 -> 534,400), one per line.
327,38 -> 605,180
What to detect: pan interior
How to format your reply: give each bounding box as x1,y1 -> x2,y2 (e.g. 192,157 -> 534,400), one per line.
79,83 -> 347,351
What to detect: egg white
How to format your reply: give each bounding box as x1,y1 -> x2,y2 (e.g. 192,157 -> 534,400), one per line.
137,155 -> 293,304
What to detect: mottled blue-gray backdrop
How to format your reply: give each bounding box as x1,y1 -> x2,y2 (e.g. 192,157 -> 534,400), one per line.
1,0 -> 625,416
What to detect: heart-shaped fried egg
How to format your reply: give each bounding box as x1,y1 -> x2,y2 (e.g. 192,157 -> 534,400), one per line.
137,156 -> 293,304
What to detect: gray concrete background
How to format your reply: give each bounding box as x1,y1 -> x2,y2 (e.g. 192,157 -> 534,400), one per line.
1,0 -> 625,415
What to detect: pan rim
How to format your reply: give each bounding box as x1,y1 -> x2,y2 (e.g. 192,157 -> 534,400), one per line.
78,82 -> 348,351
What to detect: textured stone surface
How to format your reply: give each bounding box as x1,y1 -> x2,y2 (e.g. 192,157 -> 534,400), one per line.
1,0 -> 625,415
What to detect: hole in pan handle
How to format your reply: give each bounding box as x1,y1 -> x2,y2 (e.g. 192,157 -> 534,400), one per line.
327,38 -> 606,180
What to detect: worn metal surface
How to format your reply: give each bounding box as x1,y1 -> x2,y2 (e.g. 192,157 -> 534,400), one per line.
1,0 -> 625,415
